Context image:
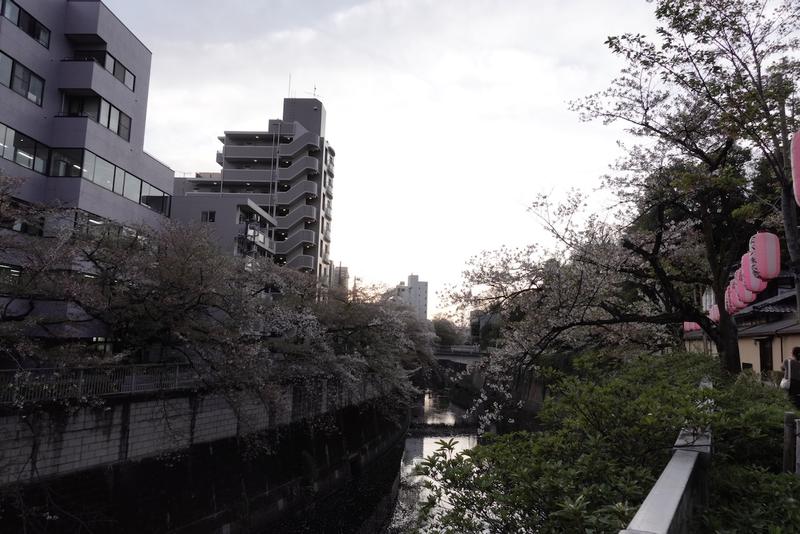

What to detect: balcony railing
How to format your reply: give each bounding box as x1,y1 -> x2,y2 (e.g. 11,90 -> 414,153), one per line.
0,364 -> 200,404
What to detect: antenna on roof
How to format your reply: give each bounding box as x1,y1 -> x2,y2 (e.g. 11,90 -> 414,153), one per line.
287,73 -> 292,97
305,84 -> 323,100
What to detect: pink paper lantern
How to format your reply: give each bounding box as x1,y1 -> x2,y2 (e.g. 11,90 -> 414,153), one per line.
683,321 -> 700,332
749,232 -> 781,280
792,130 -> 800,206
724,287 -> 736,314
741,253 -> 768,293
736,280 -> 756,304
709,305 -> 720,323
730,284 -> 746,309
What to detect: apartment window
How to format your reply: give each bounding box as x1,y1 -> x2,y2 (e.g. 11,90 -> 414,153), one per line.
93,156 -> 115,191
96,51 -> 134,91
68,148 -> 171,215
0,122 -> 48,174
201,211 -> 216,223
49,148 -> 83,177
2,1 -> 49,47
66,94 -> 130,141
113,167 -> 125,195
0,51 -> 43,105
140,183 -> 167,213
123,172 -> 141,203
12,132 -> 34,169
0,53 -> 10,88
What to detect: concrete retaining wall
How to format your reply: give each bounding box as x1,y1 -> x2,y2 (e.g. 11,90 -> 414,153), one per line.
0,381 -> 373,486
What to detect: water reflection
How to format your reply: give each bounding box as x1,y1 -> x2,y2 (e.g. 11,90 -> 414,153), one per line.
416,391 -> 470,426
387,391 -> 477,533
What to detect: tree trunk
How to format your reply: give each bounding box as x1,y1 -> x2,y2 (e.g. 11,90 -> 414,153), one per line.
780,183 -> 800,323
711,281 -> 741,374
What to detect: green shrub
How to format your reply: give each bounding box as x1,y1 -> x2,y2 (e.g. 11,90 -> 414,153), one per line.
416,351 -> 797,533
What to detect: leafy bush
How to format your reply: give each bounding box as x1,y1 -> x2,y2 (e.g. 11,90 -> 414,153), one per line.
416,351 -> 796,533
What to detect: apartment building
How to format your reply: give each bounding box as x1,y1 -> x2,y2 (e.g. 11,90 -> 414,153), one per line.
172,174 -> 277,259
393,274 -> 428,321
175,98 -> 335,283
0,0 -> 173,227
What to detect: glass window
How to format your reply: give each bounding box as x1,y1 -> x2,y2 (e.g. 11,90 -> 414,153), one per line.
33,144 -> 48,174
113,167 -> 125,195
123,172 -> 140,202
93,156 -> 114,190
124,70 -> 135,91
2,0 -> 19,25
49,149 -> 82,177
83,96 -> 100,121
0,124 -> 6,158
113,61 -> 125,83
35,25 -> 49,48
141,184 -> 166,213
118,112 -> 131,141
2,126 -> 14,160
10,63 -> 28,96
26,73 -> 42,105
13,132 -> 34,169
99,99 -> 110,127
104,54 -> 115,74
108,106 -> 119,134
0,52 -> 11,87
81,150 -> 95,181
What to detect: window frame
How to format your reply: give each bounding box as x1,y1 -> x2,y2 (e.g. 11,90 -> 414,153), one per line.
2,0 -> 49,48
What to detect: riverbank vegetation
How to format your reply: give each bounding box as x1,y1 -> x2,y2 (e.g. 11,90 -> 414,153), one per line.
417,351 -> 800,533
0,177 -> 432,406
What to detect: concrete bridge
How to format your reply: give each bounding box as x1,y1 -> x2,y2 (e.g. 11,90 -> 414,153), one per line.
433,344 -> 486,366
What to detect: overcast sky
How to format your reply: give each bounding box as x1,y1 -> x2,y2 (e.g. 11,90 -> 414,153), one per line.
103,0 -> 657,317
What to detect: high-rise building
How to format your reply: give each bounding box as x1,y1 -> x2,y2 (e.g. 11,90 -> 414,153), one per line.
393,274 -> 428,320
174,98 -> 334,283
332,265 -> 349,290
0,0 -> 174,227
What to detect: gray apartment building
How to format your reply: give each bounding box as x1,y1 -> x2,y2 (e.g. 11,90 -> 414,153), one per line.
0,0 -> 173,228
173,98 -> 335,283
393,274 -> 428,321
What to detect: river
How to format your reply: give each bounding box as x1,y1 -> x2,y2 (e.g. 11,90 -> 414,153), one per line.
385,391 -> 478,533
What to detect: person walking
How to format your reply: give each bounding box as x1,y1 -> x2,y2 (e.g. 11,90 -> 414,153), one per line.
782,347 -> 800,408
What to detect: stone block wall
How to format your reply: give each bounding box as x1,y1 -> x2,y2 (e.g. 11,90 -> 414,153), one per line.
0,380 -> 368,486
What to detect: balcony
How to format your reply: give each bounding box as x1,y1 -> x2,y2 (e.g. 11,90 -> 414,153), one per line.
276,131 -> 321,158
277,156 -> 321,181
276,205 -> 317,230
221,168 -> 275,182
275,230 -> 316,255
286,254 -> 315,271
58,60 -> 134,109
224,145 -> 278,160
276,181 -> 318,205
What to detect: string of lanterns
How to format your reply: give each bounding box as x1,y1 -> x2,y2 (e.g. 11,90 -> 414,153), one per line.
683,231 -> 781,332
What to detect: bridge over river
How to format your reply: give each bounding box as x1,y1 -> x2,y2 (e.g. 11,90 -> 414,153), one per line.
433,344 -> 486,366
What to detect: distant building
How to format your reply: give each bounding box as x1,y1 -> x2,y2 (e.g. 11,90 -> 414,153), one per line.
173,98 -> 335,283
332,265 -> 349,290
393,274 -> 428,320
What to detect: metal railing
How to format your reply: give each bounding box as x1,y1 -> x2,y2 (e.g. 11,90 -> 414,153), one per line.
0,364 -> 200,404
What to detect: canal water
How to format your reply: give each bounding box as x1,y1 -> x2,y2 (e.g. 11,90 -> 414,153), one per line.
385,391 -> 478,533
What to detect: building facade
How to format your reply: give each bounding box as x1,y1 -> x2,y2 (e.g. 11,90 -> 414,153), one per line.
175,98 -> 334,282
172,174 -> 277,260
0,0 -> 173,227
393,274 -> 428,320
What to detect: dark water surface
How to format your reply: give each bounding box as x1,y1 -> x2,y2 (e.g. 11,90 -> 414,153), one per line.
385,391 -> 478,533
